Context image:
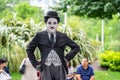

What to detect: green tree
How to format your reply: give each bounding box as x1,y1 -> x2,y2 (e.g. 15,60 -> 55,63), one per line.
0,0 -> 28,19
58,0 -> 120,19
0,0 -> 8,12
57,0 -> 120,50
14,2 -> 44,23
0,0 -> 9,19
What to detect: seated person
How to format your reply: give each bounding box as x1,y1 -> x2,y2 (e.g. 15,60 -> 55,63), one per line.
0,58 -> 12,80
76,58 -> 94,80
4,66 -> 11,75
67,62 -> 75,80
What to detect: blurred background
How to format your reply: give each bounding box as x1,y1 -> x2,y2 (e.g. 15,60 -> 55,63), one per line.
0,0 -> 120,80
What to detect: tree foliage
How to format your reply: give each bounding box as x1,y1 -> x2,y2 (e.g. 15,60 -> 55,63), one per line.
14,2 -> 44,23
0,0 -> 28,19
58,0 -> 120,19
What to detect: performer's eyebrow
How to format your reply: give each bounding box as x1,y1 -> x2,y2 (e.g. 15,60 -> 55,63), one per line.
53,22 -> 57,24
48,21 -> 51,24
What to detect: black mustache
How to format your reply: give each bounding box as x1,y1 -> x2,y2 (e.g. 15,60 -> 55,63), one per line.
50,27 -> 54,28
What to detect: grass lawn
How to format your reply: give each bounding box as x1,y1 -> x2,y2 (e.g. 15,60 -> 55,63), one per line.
11,71 -> 120,80
11,72 -> 21,80
95,71 -> 120,80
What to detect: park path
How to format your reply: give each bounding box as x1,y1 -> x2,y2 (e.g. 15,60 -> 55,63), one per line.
91,60 -> 107,71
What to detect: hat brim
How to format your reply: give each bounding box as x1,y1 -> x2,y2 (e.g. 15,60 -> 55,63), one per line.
44,16 -> 60,19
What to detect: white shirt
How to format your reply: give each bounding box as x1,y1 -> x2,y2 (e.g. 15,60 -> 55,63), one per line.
0,70 -> 12,80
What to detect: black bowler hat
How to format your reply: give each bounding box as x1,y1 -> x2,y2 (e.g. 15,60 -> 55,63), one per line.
44,11 -> 60,23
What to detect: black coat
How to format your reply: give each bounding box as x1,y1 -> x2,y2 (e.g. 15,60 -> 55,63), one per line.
26,31 -> 80,73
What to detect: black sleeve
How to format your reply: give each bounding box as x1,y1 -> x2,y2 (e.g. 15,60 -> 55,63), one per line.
65,34 -> 80,61
26,32 -> 40,68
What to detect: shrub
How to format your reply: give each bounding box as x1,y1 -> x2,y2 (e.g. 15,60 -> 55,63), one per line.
58,25 -> 100,65
0,16 -> 99,72
100,51 -> 120,71
0,18 -> 43,72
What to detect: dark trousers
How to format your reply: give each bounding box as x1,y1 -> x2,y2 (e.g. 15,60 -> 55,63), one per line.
41,64 -> 66,80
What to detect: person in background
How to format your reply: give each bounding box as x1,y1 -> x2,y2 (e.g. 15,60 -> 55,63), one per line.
20,58 -> 40,80
67,62 -> 75,80
76,58 -> 94,80
0,58 -> 12,80
4,66 -> 11,75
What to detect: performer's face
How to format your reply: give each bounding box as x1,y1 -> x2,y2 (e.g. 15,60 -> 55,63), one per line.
46,18 -> 58,33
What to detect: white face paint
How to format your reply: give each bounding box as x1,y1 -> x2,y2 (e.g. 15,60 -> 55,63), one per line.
46,18 -> 58,33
